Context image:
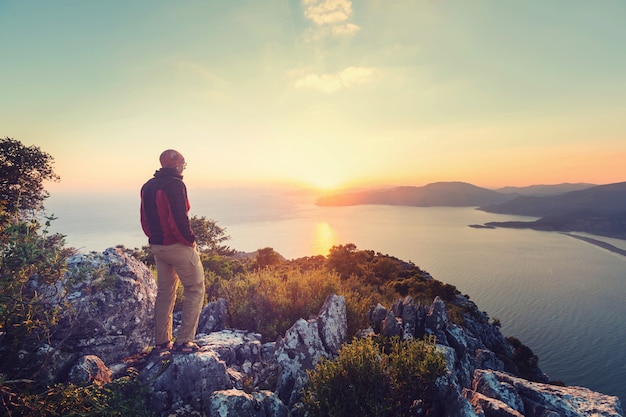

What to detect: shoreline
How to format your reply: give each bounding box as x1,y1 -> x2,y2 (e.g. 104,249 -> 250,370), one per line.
561,233 -> 626,257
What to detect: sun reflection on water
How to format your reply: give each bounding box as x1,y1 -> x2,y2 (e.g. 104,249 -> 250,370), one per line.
312,221 -> 337,256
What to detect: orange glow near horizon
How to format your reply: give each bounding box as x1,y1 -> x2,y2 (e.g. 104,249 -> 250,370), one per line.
40,127 -> 626,194
4,2 -> 626,199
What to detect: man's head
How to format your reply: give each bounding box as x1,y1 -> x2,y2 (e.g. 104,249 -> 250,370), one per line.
159,149 -> 186,174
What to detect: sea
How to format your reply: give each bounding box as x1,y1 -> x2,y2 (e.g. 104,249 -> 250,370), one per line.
45,187 -> 626,402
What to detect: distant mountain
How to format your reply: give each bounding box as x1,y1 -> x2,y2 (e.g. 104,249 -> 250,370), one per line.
479,182 -> 626,217
478,182 -> 626,239
316,182 -> 514,207
495,183 -> 595,196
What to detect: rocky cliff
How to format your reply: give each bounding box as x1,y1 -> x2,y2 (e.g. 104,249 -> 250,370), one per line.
12,247 -> 623,417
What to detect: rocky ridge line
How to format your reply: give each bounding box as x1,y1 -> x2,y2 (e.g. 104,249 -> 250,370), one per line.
9,247 -> 622,417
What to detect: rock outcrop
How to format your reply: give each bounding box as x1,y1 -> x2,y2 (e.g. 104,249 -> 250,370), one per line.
130,295 -> 347,416
274,294 -> 348,408
465,370 -> 623,417
367,295 -> 622,417
9,248 -> 623,417
13,247 -> 156,384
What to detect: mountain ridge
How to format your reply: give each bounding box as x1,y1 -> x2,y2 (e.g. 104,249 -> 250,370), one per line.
315,181 -> 600,208
495,182 -> 595,196
478,182 -> 626,239
479,181 -> 626,216
316,181 -> 513,207
315,180 -> 626,240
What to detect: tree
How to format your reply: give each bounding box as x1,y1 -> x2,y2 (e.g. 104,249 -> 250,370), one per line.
0,140 -> 70,379
326,244 -> 375,280
128,216 -> 234,266
189,215 -> 234,255
255,247 -> 282,269
0,137 -> 60,217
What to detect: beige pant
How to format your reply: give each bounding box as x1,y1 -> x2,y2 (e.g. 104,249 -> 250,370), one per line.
150,243 -> 205,345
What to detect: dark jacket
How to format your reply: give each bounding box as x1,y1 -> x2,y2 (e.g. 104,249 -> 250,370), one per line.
140,168 -> 196,246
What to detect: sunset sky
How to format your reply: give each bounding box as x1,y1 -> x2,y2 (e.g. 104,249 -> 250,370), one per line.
2,0 -> 625,193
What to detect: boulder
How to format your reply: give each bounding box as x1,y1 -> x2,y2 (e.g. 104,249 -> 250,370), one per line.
24,247 -> 156,383
208,389 -> 288,417
58,248 -> 156,362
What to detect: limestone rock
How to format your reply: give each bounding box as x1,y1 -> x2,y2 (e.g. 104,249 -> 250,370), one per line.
381,308 -> 402,338
136,294 -> 348,415
59,248 -> 156,361
400,296 -> 418,339
425,295 -> 449,343
208,389 -> 288,417
368,303 -> 387,333
468,370 -> 623,417
316,294 -> 347,355
275,293 -> 348,407
198,298 -> 228,334
141,350 -> 232,416
464,389 -> 523,417
24,247 -> 156,383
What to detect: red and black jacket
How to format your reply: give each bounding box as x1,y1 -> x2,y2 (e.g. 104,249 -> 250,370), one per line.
140,168 -> 196,246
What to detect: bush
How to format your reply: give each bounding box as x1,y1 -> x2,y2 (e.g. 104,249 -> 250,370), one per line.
215,268 -> 343,341
302,336 -> 446,417
507,336 -> 541,381
211,267 -> 380,342
205,243 -> 474,343
0,213 -> 74,375
1,374 -> 154,417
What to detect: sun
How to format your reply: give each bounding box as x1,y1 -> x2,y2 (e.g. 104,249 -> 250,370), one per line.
304,174 -> 348,193
288,159 -> 358,192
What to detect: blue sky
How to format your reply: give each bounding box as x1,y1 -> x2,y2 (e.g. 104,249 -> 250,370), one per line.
2,0 -> 625,191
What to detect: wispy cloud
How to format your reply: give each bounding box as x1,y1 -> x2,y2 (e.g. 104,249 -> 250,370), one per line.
302,0 -> 361,39
294,1 -> 373,93
293,66 -> 377,93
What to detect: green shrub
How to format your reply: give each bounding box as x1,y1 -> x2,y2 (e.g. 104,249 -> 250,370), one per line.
210,267 -> 379,342
216,268 -> 344,341
1,373 -> 154,417
0,214 -> 74,374
302,336 -> 446,417
506,336 -> 541,381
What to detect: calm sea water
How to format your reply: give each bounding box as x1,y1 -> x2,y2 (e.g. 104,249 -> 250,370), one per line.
46,188 -> 626,402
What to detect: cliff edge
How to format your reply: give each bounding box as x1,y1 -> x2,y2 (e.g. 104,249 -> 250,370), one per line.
3,247 -> 622,417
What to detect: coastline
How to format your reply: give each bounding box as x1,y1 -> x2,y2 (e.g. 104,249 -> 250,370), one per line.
561,233 -> 626,257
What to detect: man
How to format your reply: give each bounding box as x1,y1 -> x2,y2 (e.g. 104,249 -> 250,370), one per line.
140,149 -> 205,353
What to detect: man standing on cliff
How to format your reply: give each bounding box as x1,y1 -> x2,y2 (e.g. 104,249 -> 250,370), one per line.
140,149 -> 204,353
